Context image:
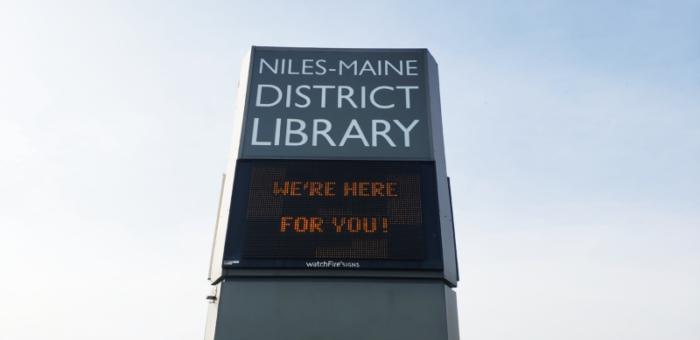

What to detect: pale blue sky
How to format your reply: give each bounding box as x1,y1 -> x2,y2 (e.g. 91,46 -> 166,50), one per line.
1,1 -> 698,339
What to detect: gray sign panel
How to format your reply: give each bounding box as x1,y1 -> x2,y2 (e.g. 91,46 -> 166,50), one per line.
213,278 -> 457,340
239,47 -> 433,160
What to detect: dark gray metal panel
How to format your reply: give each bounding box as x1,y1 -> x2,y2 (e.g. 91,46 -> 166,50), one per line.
426,51 -> 458,287
239,46 -> 433,160
214,278 -> 449,340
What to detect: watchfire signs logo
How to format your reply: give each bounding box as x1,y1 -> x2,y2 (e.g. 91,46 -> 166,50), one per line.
305,261 -> 360,268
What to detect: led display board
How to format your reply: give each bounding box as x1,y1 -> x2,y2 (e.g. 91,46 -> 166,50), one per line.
222,160 -> 443,270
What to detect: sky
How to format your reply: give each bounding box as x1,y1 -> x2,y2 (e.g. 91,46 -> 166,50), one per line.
0,0 -> 698,339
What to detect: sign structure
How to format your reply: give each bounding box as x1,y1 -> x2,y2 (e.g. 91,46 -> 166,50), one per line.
209,46 -> 457,285
204,46 -> 459,340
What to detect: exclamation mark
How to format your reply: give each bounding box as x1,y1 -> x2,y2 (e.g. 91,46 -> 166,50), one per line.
383,218 -> 388,233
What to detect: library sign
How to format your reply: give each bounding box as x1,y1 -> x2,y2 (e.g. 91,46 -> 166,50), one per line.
239,48 -> 432,160
221,47 -> 444,271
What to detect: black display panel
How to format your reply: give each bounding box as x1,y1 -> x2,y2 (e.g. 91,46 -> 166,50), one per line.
222,160 -> 443,270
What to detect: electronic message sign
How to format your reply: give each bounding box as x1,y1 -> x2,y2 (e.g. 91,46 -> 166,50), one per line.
222,160 -> 443,269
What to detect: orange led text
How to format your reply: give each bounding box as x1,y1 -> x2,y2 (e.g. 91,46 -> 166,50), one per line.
280,216 -> 388,233
273,181 -> 397,197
